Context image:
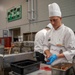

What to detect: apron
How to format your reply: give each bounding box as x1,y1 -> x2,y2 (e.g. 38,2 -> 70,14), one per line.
50,44 -> 66,55
49,44 -> 68,66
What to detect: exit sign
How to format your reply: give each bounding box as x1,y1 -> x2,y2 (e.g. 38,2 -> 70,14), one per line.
7,5 -> 22,22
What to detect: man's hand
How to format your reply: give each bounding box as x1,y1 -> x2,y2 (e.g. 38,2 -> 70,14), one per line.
46,54 -> 58,65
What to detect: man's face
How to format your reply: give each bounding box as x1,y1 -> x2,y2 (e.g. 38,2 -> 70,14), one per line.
49,16 -> 62,30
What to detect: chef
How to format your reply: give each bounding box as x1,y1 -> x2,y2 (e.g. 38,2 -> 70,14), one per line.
43,2 -> 75,65
34,23 -> 52,63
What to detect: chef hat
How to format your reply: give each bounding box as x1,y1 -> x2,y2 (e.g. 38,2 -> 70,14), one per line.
46,23 -> 53,29
48,3 -> 62,17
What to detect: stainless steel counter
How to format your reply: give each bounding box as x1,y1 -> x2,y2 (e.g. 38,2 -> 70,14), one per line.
0,52 -> 34,68
0,52 -> 34,75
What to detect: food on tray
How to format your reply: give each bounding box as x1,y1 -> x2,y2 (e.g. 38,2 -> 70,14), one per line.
52,63 -> 73,70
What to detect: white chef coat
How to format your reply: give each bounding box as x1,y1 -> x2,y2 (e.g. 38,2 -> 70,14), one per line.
34,29 -> 48,53
43,24 -> 75,65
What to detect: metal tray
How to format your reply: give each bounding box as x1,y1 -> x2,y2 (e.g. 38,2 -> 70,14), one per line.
51,63 -> 75,75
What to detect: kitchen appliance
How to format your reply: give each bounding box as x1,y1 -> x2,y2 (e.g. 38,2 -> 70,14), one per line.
51,63 -> 75,75
10,59 -> 40,75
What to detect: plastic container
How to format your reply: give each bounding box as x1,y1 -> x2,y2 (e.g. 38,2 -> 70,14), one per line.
10,59 -> 40,75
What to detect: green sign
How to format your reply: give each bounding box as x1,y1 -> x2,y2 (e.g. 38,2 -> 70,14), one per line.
7,5 -> 22,22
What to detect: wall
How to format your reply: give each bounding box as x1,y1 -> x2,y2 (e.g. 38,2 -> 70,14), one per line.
0,0 -> 75,38
37,0 -> 75,31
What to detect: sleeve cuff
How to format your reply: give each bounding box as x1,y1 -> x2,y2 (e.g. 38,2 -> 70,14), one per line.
43,46 -> 49,53
63,51 -> 73,62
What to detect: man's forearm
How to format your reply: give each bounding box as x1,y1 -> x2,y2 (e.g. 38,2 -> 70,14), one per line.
57,53 -> 65,58
44,50 -> 52,58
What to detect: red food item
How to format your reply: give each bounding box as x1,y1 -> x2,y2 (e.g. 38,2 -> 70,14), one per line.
40,66 -> 51,71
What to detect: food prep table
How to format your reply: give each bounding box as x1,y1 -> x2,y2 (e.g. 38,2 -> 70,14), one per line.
9,62 -> 75,75
0,52 -> 34,75
0,52 -> 34,67
0,41 -> 35,75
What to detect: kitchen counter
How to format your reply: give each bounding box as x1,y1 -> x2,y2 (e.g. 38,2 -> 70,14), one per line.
0,52 -> 34,75
0,52 -> 34,66
27,63 -> 51,75
9,62 -> 75,75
